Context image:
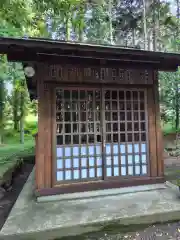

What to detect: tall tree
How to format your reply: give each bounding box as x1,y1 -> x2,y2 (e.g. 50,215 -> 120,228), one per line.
142,0 -> 148,49
175,0 -> 180,130
33,0 -> 86,41
0,55 -> 8,144
86,3 -> 110,44
108,0 -> 113,44
11,63 -> 19,131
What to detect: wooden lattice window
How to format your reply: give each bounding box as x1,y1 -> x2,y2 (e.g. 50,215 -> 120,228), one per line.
56,88 -> 103,182
55,87 -> 148,184
103,89 -> 148,177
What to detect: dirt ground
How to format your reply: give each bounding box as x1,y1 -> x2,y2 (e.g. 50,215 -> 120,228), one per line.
0,163 -> 34,230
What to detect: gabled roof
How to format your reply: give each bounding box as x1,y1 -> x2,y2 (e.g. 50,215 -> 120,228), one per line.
0,36 -> 180,71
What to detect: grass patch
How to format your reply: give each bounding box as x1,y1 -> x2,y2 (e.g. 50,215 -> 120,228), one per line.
165,166 -> 180,186
162,122 -> 180,136
3,132 -> 34,145
0,132 -> 35,183
0,142 -> 35,180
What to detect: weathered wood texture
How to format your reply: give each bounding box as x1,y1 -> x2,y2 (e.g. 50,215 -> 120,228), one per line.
3,36 -> 180,71
36,76 -> 53,190
51,87 -> 57,187
147,72 -> 164,178
35,63 -> 162,192
37,63 -> 154,85
44,83 -> 52,188
147,87 -> 158,177
153,71 -> 164,177
36,76 -> 45,189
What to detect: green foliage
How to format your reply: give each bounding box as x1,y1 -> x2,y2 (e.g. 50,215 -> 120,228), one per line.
0,0 -> 32,28
86,4 -> 110,44
159,69 -> 180,130
28,100 -> 38,116
177,178 -> 180,186
0,55 -> 9,144
3,130 -> 34,144
33,0 -> 86,40
0,142 -> 34,163
0,0 -> 180,147
24,121 -> 38,135
0,141 -> 34,179
162,123 -> 180,136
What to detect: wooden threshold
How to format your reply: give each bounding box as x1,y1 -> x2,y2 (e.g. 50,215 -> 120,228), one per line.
35,177 -> 165,197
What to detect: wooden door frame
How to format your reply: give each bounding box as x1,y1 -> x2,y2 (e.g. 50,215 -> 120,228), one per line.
35,80 -> 164,197
53,86 -> 104,186
52,84 -> 150,187
101,87 -> 150,180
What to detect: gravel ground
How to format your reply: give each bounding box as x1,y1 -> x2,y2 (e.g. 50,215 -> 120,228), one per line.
58,222 -> 180,240
95,222 -> 180,240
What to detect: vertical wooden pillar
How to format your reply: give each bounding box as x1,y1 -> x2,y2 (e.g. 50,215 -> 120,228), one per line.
147,87 -> 158,177
36,78 -> 52,190
36,77 -> 45,189
153,71 -> 164,177
44,83 -> 52,188
147,71 -> 164,179
51,87 -> 56,187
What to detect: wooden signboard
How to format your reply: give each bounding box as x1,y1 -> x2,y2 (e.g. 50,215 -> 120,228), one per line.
37,63 -> 153,85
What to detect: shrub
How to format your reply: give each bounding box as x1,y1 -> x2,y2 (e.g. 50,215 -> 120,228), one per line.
4,130 -> 18,139
24,121 -> 38,135
0,143 -> 35,180
177,179 -> 180,186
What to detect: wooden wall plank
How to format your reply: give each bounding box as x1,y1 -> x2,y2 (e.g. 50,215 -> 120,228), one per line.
147,87 -> 158,177
43,83 -> 52,188
153,71 -> 164,177
51,87 -> 56,187
36,67 -> 54,189
36,77 -> 45,190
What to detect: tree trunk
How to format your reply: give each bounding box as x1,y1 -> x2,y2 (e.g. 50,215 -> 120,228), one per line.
175,80 -> 179,131
142,0 -> 147,50
147,31 -> 151,50
78,4 -> 86,42
0,134 -> 2,145
152,0 -> 157,51
157,0 -> 160,51
108,0 -> 113,44
12,63 -> 19,131
19,78 -> 25,144
20,117 -> 24,144
13,101 -> 19,131
65,14 -> 71,41
132,29 -> 136,47
79,26 -> 84,42
175,0 -> 180,131
0,77 -> 4,145
177,0 -> 180,52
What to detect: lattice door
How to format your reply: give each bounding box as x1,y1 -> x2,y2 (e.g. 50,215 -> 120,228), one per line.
56,88 -> 103,183
103,89 -> 148,178
55,87 -> 149,184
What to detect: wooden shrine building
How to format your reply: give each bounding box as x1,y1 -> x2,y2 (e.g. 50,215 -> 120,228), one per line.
1,37 -> 180,197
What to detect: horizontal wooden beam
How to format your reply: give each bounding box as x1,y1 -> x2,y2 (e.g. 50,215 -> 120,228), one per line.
1,36 -> 180,61
35,177 -> 165,196
7,51 -> 178,71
